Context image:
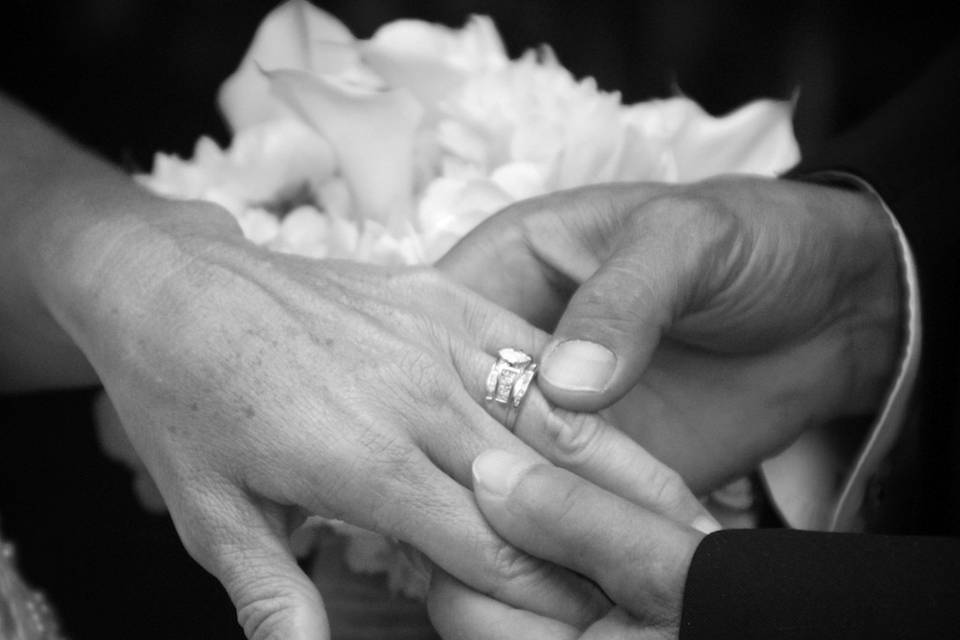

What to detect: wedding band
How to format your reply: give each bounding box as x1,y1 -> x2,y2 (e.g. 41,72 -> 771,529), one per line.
485,348 -> 538,429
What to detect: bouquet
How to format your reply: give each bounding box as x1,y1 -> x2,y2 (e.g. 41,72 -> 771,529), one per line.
0,524 -> 64,640
97,0 -> 799,601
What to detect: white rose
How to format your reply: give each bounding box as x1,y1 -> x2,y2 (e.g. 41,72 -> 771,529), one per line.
117,1 -> 803,597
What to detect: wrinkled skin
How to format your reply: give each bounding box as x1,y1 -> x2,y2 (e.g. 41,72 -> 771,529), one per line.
77,207 -> 602,638
25,190 -> 712,639
430,449 -> 705,640
440,177 -> 902,493
430,176 -> 902,639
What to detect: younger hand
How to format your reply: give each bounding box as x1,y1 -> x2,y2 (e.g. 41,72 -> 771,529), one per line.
439,177 -> 903,490
429,449 -> 708,640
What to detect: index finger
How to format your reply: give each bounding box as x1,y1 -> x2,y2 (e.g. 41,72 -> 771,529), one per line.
436,183 -> 673,326
445,310 -> 719,531
294,442 -> 609,629
431,277 -> 719,530
471,450 -> 704,625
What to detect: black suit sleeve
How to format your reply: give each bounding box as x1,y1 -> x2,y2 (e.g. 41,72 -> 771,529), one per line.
680,530 -> 960,640
679,39 -> 960,640
788,39 -> 960,330
786,40 -> 960,534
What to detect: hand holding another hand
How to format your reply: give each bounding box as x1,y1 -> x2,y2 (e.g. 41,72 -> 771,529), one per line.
440,176 -> 903,491
36,188 -> 713,638
430,449 -> 705,640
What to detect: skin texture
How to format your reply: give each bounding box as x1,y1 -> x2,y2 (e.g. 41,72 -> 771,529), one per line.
430,178 -> 902,639
429,449 -> 705,640
439,178 -> 903,492
0,96 -> 715,639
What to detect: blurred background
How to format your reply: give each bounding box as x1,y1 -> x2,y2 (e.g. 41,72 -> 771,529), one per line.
1,1 -> 955,638
2,0 -> 955,167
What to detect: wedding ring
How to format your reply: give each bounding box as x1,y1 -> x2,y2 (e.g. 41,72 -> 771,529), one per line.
485,348 -> 538,429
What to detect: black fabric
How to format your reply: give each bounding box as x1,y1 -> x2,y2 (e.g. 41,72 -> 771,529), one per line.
0,389 -> 244,639
788,40 -> 960,536
2,2 -> 957,638
681,37 -> 960,639
680,530 -> 960,640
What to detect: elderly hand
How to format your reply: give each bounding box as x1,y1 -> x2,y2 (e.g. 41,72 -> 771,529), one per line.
4,103 -> 716,638
439,177 -> 903,491
429,449 -> 706,640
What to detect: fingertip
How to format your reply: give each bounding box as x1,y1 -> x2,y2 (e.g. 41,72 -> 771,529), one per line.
215,533 -> 330,640
472,449 -> 537,498
692,514 -> 723,535
234,578 -> 330,640
536,339 -> 634,413
540,339 -> 616,394
281,600 -> 330,640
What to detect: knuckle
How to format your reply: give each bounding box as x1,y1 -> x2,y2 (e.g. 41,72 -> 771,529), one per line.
394,351 -> 457,413
544,409 -> 605,467
477,506 -> 612,625
482,537 -> 544,589
362,446 -> 429,534
391,266 -> 455,299
644,193 -> 740,251
357,428 -> 421,483
644,465 -> 687,513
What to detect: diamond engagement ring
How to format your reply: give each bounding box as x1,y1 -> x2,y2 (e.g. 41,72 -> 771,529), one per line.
485,348 -> 537,429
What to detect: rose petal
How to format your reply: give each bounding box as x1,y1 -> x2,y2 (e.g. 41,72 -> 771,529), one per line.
360,15 -> 508,114
360,44 -> 465,113
267,68 -> 423,228
369,16 -> 508,73
418,177 -> 511,236
611,126 -> 676,182
236,207 -> 281,245
217,0 -> 357,131
356,221 -> 425,265
489,162 -> 546,200
139,120 -> 336,216
675,99 -> 799,179
419,177 -> 512,261
553,94 -> 628,188
626,97 -> 799,181
277,205 -> 330,258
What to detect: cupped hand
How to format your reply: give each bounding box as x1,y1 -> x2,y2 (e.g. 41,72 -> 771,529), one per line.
60,199 -> 713,639
439,177 -> 903,491
429,449 -> 705,640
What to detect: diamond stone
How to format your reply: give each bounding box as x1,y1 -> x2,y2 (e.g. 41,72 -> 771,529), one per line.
511,364 -> 537,407
498,348 -> 532,367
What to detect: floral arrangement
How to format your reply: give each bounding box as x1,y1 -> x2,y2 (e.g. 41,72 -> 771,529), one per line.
0,525 -> 63,640
96,0 -> 798,600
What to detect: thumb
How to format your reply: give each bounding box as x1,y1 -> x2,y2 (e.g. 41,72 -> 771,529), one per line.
471,449 -> 701,627
538,207 -> 707,412
182,502 -> 329,640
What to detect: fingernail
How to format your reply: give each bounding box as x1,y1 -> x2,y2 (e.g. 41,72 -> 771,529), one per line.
692,514 -> 723,535
541,340 -> 616,392
472,450 -> 531,497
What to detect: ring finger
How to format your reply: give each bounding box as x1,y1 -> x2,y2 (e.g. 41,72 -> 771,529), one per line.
447,312 -> 716,529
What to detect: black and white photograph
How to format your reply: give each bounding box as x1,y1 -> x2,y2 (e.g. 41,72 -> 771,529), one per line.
1,1 -> 957,638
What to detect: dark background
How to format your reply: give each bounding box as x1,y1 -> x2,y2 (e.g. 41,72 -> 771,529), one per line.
1,1 -> 956,638
2,0 -> 956,167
